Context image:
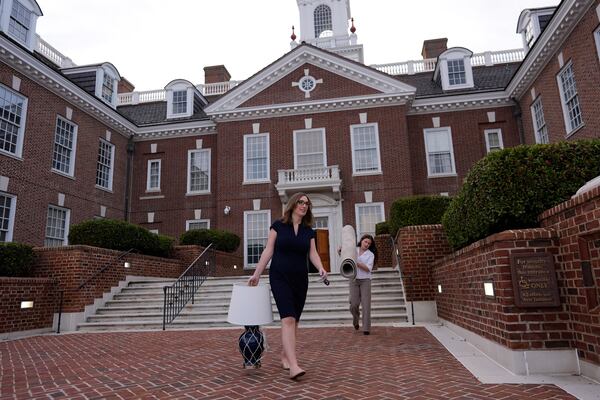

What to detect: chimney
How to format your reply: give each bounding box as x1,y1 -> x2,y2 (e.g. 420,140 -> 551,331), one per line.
421,38 -> 448,59
117,77 -> 135,93
204,65 -> 231,84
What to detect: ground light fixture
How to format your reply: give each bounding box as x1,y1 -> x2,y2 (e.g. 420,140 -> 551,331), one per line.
484,281 -> 495,297
437,284 -> 443,293
124,262 -> 131,269
20,301 -> 34,309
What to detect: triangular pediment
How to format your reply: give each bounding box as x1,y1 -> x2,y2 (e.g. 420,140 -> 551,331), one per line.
205,44 -> 416,115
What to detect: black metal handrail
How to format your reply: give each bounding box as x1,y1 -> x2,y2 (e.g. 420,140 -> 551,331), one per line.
162,243 -> 215,330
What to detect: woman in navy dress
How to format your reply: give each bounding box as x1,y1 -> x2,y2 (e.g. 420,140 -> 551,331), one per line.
248,192 -> 328,380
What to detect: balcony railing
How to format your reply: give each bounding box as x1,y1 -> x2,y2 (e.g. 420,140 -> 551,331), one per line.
36,35 -> 76,68
117,81 -> 242,106
276,165 -> 342,201
370,48 -> 525,76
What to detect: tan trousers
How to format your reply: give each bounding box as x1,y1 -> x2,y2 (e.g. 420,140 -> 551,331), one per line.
349,278 -> 371,332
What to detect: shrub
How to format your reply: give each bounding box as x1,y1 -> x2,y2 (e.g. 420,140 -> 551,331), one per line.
0,243 -> 35,277
68,219 -> 171,257
180,229 -> 240,253
389,195 -> 452,236
156,234 -> 175,258
375,221 -> 390,235
442,140 -> 600,250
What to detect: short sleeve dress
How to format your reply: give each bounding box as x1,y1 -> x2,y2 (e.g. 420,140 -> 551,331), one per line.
269,219 -> 315,321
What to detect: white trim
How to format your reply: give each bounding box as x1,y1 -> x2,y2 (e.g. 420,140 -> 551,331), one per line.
0,192 -> 16,242
186,148 -> 211,195
594,26 -> 600,62
186,219 -> 210,231
0,82 -> 28,159
293,127 -> 327,169
350,122 -> 382,176
51,115 -> 78,177
409,91 -> 514,115
95,138 -> 115,192
354,202 -> 385,239
146,159 -> 161,192
44,204 -> 71,246
556,61 -> 583,136
243,132 -> 270,184
484,128 -> 504,153
243,210 -> 271,269
423,127 -> 457,178
166,80 -> 195,119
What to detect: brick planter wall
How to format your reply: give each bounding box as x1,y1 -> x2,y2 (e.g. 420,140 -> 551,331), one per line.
539,186 -> 600,365
397,225 -> 453,302
172,246 -> 246,277
432,229 -> 568,351
374,234 -> 393,269
0,278 -> 57,334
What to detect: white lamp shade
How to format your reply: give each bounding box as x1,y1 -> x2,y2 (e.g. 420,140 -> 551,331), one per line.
227,284 -> 273,326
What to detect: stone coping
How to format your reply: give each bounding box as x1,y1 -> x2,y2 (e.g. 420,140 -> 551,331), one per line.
539,185 -> 600,221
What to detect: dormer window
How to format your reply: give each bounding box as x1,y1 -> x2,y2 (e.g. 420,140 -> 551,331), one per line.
95,64 -> 120,107
172,90 -> 187,114
517,7 -> 556,52
524,20 -> 535,49
0,0 -> 42,50
434,47 -> 474,91
165,79 -> 207,119
101,73 -> 114,104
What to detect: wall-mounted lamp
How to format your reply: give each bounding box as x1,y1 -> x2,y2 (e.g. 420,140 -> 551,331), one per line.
437,284 -> 443,293
124,262 -> 131,269
484,281 -> 495,297
21,301 -> 34,309
233,265 -> 238,270
224,205 -> 231,215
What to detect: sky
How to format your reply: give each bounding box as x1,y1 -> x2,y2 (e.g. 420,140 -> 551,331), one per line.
35,0 -> 558,91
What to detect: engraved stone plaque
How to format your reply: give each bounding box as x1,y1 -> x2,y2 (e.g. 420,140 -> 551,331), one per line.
510,253 -> 560,308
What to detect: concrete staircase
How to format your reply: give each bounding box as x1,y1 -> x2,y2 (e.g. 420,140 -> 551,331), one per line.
76,268 -> 408,332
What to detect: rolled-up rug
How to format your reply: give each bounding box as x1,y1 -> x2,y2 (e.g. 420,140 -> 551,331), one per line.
339,225 -> 357,279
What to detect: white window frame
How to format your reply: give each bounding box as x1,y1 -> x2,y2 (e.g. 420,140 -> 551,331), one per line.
187,149 -> 211,195
44,205 -> 70,247
148,229 -> 159,235
146,159 -> 161,192
350,123 -> 382,176
355,202 -> 385,239
0,83 -> 28,159
0,192 -> 17,242
171,90 -> 188,115
95,67 -> 118,107
95,139 -> 115,192
8,0 -> 32,46
243,133 -> 270,183
556,61 -> 583,136
243,210 -> 271,269
186,219 -> 210,231
423,127 -> 457,178
293,128 -> 327,169
595,26 -> 600,62
166,80 -> 194,119
531,97 -> 549,144
437,48 -> 474,91
51,116 -> 78,177
484,129 -> 504,153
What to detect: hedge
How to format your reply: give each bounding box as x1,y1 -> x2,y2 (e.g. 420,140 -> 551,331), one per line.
0,242 -> 35,277
389,195 -> 452,236
375,221 -> 390,235
180,229 -> 240,253
442,140 -> 600,250
68,219 -> 173,257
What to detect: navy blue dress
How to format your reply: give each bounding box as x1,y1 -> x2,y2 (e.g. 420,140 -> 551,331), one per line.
269,220 -> 315,321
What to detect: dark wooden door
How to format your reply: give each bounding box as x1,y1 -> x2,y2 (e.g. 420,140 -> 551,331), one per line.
315,229 -> 330,272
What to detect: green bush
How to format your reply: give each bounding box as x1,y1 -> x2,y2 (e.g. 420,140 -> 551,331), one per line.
375,221 -> 390,235
156,234 -> 175,257
442,140 -> 600,250
180,229 -> 240,253
68,219 -> 171,257
389,196 -> 452,236
0,243 -> 35,277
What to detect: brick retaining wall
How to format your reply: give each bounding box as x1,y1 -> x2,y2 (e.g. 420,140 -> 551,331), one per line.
0,278 -> 57,334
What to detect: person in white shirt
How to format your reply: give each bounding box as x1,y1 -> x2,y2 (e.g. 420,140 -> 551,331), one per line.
350,234 -> 378,335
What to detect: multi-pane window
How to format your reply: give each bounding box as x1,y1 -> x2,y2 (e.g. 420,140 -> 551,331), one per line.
96,139 -> 114,190
244,211 -> 270,267
355,203 -> 384,239
447,59 -> 466,86
186,220 -> 210,231
52,117 -> 77,176
525,20 -> 535,49
188,149 -> 211,193
484,129 -> 504,153
146,159 -> 161,191
9,1 -> 31,44
351,124 -> 381,174
101,73 -> 114,104
531,97 -> 549,144
0,85 -> 27,157
313,216 -> 328,229
313,4 -> 332,38
45,205 -> 69,247
423,128 -> 456,176
172,90 -> 187,114
557,63 -> 583,134
244,134 -> 269,182
294,129 -> 326,168
0,193 -> 16,242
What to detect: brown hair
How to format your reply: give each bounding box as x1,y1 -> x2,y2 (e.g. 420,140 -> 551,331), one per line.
281,192 -> 314,227
357,234 -> 378,265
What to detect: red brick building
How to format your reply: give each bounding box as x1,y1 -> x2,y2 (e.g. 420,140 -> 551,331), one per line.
1,0 -> 599,271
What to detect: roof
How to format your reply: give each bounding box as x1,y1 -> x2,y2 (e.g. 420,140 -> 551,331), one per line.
395,63 -> 520,97
117,101 -> 210,126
